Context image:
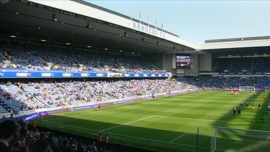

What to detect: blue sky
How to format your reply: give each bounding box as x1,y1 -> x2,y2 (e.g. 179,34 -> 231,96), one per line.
86,0 -> 270,43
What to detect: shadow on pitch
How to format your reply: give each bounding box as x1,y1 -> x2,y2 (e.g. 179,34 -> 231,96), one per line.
32,113 -> 211,152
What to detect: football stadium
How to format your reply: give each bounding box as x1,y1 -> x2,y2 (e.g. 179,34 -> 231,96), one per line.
0,1 -> 270,152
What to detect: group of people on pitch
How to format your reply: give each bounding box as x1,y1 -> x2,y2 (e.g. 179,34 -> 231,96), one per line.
233,96 -> 268,115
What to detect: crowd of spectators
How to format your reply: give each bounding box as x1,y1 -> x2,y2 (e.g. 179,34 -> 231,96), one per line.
213,57 -> 270,74
0,119 -> 113,152
0,79 -> 197,115
181,76 -> 270,91
0,43 -> 166,74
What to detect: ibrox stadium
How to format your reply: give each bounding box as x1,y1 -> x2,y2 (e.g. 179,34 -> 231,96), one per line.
0,1 -> 270,152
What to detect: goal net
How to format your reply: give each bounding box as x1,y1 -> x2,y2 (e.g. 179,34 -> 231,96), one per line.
239,86 -> 255,92
265,87 -> 270,92
211,127 -> 270,152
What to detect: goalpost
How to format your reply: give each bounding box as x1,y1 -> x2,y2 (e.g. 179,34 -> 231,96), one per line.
211,127 -> 270,152
265,87 -> 270,92
239,86 -> 255,92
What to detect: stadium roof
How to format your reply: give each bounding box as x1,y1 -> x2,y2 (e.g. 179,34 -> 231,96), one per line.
205,36 -> 270,43
200,36 -> 270,51
0,0 -> 195,54
0,0 -> 270,54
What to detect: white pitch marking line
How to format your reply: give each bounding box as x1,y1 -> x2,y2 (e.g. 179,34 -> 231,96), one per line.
100,115 -> 155,132
169,133 -> 187,143
107,131 -> 209,150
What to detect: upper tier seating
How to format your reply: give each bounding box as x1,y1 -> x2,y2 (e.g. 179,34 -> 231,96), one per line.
213,57 -> 270,74
0,43 -> 166,74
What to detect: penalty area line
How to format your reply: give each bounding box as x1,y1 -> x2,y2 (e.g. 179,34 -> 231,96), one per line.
169,133 -> 187,143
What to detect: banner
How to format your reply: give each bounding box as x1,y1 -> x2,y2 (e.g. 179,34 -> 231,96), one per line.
0,71 -> 169,78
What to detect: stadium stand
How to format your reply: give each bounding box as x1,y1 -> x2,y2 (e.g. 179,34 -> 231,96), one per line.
0,79 -> 197,115
0,42 -> 166,74
213,57 -> 270,74
185,76 -> 270,91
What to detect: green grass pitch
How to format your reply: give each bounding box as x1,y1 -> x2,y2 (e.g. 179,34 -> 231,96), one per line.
33,91 -> 270,152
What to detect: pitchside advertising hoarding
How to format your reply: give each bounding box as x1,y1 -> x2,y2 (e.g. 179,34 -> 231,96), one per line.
22,100 -> 129,122
0,71 -> 170,78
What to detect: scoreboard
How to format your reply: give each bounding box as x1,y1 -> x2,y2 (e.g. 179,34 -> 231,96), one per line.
176,54 -> 191,68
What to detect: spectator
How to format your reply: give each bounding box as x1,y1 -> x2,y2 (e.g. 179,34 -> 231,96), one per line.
104,134 -> 109,150
0,120 -> 20,152
35,140 -> 52,152
10,140 -> 21,152
10,109 -> 14,118
19,145 -> 29,152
